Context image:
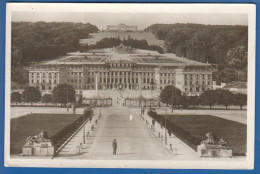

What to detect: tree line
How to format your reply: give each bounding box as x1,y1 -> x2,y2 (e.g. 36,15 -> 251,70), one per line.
160,85 -> 247,110
11,84 -> 76,106
144,23 -> 248,83
79,36 -> 164,53
12,21 -> 99,66
11,21 -> 99,88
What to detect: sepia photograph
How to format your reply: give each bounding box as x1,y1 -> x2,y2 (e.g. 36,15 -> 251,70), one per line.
4,3 -> 256,169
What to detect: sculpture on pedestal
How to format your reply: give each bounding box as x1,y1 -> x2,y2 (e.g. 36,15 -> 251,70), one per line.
197,132 -> 232,158
23,131 -> 54,156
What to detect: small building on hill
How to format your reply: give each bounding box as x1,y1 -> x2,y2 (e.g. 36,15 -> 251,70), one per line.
223,81 -> 247,94
107,24 -> 138,32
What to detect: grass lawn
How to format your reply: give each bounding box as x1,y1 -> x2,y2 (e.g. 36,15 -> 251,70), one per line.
80,31 -> 164,47
158,114 -> 247,156
10,113 -> 82,154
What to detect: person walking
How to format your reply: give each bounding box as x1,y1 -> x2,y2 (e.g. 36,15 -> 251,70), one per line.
112,139 -> 117,155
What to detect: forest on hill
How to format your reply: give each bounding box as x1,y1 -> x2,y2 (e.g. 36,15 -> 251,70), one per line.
11,22 -> 99,66
144,23 -> 248,83
11,21 -> 99,88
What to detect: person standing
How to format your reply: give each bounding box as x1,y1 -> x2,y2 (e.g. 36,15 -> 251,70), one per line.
112,139 -> 117,155
129,114 -> 133,121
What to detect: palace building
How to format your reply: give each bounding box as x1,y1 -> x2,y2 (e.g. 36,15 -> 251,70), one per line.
27,44 -> 213,97
107,24 -> 138,32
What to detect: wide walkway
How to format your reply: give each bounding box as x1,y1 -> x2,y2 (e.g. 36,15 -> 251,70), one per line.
56,106 -> 174,160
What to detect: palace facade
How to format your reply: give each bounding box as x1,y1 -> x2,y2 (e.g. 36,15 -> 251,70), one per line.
107,24 -> 138,32
28,46 -> 213,96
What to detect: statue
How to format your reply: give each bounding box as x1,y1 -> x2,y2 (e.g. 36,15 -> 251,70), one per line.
25,131 -> 51,145
197,132 -> 231,158
23,131 -> 54,156
201,132 -> 227,146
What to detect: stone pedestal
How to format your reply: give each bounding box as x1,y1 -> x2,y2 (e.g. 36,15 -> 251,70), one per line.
22,141 -> 54,156
197,144 -> 232,158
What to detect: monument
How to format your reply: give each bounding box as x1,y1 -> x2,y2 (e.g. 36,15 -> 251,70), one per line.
197,132 -> 232,158
22,131 -> 55,156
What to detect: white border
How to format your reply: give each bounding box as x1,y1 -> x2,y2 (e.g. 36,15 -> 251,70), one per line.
5,3 -> 256,169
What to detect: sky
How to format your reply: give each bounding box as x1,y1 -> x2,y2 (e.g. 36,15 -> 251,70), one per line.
12,12 -> 248,30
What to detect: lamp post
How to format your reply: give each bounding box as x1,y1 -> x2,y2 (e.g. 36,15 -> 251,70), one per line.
83,124 -> 86,144
66,84 -> 69,112
171,71 -> 174,113
165,105 -> 167,145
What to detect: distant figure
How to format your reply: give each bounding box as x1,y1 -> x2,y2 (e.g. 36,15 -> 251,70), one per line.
152,119 -> 155,127
112,139 -> 118,155
87,131 -> 89,139
129,114 -> 133,121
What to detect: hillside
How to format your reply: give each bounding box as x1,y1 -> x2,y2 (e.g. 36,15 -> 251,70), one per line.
11,21 -> 99,88
145,23 -> 248,82
145,24 -> 247,63
11,21 -> 99,66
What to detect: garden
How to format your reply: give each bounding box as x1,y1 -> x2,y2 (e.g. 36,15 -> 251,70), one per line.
10,113 -> 89,154
148,110 -> 247,156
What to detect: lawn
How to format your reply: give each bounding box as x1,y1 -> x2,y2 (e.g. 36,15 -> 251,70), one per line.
80,31 -> 164,47
10,113 -> 82,154
158,114 -> 247,156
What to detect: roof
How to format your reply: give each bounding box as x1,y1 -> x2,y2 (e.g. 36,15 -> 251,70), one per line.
33,47 -> 211,67
224,81 -> 247,89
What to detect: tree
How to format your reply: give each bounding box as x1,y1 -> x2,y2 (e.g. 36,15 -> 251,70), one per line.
52,84 -> 75,105
41,94 -> 53,106
11,92 -> 22,105
234,93 -> 247,110
22,86 -> 41,106
199,90 -> 217,109
226,44 -> 248,70
160,85 -> 182,110
186,95 -> 199,109
215,89 -> 234,109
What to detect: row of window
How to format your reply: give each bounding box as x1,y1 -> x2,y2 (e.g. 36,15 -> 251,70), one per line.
184,87 -> 210,92
110,63 -> 132,68
185,81 -> 211,85
31,79 -> 57,84
160,80 -> 174,84
184,74 -> 211,80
